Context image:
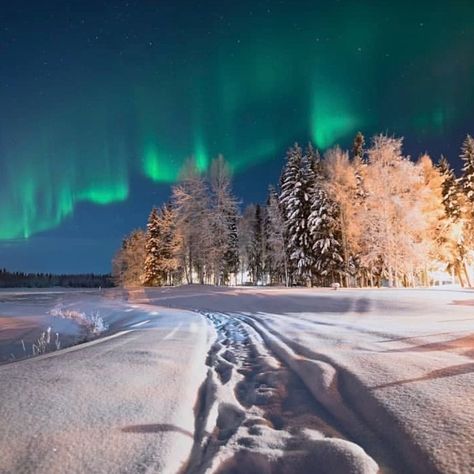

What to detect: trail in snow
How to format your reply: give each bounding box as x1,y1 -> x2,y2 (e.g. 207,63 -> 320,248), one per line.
184,311 -> 392,474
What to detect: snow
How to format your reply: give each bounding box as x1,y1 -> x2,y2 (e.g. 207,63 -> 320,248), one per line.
134,286 -> 474,473
0,298 -> 209,473
1,286 -> 474,472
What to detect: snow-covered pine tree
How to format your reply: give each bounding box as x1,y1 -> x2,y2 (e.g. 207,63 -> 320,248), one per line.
156,203 -> 180,285
352,132 -> 367,203
303,142 -> 323,179
460,135 -> 474,214
247,204 -> 264,284
279,144 -> 302,284
223,206 -> 240,284
144,207 -> 161,286
308,164 -> 344,285
238,205 -> 255,284
352,131 -> 365,161
112,229 -> 146,286
279,144 -> 316,285
438,156 -> 470,286
459,135 -> 474,269
306,142 -> 322,175
438,156 -> 462,221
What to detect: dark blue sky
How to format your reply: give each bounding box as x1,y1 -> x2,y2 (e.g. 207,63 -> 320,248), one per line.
1,0 -> 473,273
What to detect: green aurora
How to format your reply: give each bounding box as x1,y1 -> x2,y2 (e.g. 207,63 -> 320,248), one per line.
1,1 -> 473,242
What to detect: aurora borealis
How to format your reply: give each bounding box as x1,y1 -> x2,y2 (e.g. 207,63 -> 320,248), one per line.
1,1 -> 473,272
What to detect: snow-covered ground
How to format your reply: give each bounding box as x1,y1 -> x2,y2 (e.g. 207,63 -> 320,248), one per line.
1,286 -> 474,473
0,293 -> 209,473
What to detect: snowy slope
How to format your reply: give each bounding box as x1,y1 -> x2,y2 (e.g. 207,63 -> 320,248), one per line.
135,286 -> 474,474
2,286 -> 474,473
0,305 -> 210,474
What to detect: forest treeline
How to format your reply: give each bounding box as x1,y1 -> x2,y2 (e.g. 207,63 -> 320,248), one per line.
0,269 -> 114,288
113,132 -> 474,288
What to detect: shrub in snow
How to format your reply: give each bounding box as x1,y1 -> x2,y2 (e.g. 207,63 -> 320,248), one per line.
32,327 -> 60,355
49,305 -> 108,336
88,311 -> 108,335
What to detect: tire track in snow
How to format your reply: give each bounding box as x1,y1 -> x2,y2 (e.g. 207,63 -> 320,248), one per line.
183,311 -> 384,474
163,323 -> 182,340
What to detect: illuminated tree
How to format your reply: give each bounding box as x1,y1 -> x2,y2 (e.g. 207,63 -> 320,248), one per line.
172,160 -> 212,284
208,155 -> 240,285
438,155 -> 471,286
352,132 -> 368,206
143,204 -> 180,286
112,229 -> 146,287
324,146 -> 360,285
438,156 -> 463,221
415,155 -> 448,286
144,208 -> 161,286
460,134 -> 474,207
352,131 -> 365,161
361,135 -> 427,287
157,203 -> 181,285
460,135 -> 474,261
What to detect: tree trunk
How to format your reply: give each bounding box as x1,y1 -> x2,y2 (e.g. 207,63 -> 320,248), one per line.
284,259 -> 289,287
463,261 -> 472,288
455,265 -> 464,287
340,210 -> 350,288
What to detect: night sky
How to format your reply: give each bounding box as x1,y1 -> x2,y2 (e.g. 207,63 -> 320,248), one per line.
1,1 -> 473,274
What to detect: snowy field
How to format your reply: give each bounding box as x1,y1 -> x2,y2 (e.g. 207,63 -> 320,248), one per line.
1,286 -> 474,473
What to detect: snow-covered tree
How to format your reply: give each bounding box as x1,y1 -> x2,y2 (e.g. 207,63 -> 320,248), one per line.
264,186 -> 289,285
308,159 -> 344,285
172,160 -> 212,284
361,135 -> 427,287
437,155 -> 471,286
238,205 -> 255,284
306,142 -> 322,174
247,204 -> 264,285
438,156 -> 462,221
208,155 -> 240,285
460,135 -> 474,260
279,144 -> 315,285
415,154 -> 448,285
144,208 -> 161,286
112,229 -> 146,287
223,207 -> 240,284
156,203 -> 181,285
352,131 -> 365,161
144,204 -> 180,286
324,146 -> 361,285
352,132 -> 368,206
460,134 -> 474,208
